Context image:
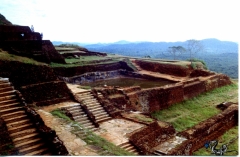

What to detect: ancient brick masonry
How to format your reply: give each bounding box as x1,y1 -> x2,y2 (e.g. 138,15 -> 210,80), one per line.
123,74 -> 232,113
0,25 -> 65,63
0,60 -> 73,106
129,121 -> 176,155
167,104 -> 238,155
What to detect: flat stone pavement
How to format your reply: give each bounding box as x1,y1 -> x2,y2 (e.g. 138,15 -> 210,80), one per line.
95,119 -> 145,146
67,83 -> 89,94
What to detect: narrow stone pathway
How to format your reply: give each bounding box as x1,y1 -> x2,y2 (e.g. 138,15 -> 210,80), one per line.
75,91 -> 112,123
0,78 -> 52,156
37,109 -> 99,156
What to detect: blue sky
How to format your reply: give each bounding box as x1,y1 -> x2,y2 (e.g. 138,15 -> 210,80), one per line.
1,0 -> 239,43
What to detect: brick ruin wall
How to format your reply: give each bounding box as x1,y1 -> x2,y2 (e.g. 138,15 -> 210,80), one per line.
0,60 -> 73,106
168,104 -> 238,155
42,40 -> 66,63
0,26 -> 65,64
134,59 -> 193,77
129,121 -> 176,155
53,61 -> 134,77
107,74 -> 232,113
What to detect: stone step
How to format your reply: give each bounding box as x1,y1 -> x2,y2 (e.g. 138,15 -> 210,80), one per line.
82,99 -> 98,104
0,98 -> 18,106
7,119 -> 30,128
118,142 -> 139,154
84,102 -> 101,107
0,106 -> 23,114
0,94 -> 16,101
96,116 -> 112,123
16,138 -> 43,151
13,133 -> 40,145
3,114 -> 28,123
154,150 -> 165,156
0,82 -> 11,88
69,110 -> 85,116
12,132 -> 39,143
19,142 -> 45,155
89,107 -> 105,112
77,94 -> 94,99
8,123 -> 34,134
76,120 -> 92,126
95,114 -> 110,120
1,110 -> 26,119
76,91 -> 91,94
74,116 -> 89,121
0,102 -> 21,110
82,123 -> 95,128
84,125 -> 96,130
0,86 -> 14,93
11,128 -> 37,138
91,109 -> 108,115
66,106 -> 82,111
0,107 -> 24,115
0,90 -> 15,97
94,112 -> 109,117
23,146 -> 50,156
73,114 -> 88,119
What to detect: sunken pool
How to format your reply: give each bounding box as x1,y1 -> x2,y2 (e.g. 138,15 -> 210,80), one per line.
82,77 -> 174,88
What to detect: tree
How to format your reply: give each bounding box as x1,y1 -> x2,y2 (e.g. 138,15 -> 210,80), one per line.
186,39 -> 203,62
167,46 -> 186,60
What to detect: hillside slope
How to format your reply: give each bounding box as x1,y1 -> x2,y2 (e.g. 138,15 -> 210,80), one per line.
0,13 -> 12,25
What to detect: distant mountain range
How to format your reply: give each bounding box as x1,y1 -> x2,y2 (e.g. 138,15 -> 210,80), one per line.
53,38 -> 238,78
53,38 -> 238,56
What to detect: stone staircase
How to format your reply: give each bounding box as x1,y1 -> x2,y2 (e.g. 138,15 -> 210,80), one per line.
118,141 -> 139,155
75,91 -> 112,123
0,78 -> 52,155
62,104 -> 96,132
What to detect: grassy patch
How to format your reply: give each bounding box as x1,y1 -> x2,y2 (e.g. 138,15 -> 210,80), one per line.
133,114 -> 153,123
151,83 -> 238,132
50,109 -> 134,156
0,49 -> 47,65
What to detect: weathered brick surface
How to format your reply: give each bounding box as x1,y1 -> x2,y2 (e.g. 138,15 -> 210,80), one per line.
129,121 -> 176,154
168,105 -> 238,155
135,60 -> 192,77
20,81 -> 72,106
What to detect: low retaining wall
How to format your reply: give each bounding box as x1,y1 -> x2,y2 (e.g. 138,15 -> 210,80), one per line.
20,81 -> 73,106
53,61 -> 134,77
167,104 -> 238,155
129,121 -> 176,155
135,59 -> 192,77
124,74 -> 231,113
0,60 -> 74,106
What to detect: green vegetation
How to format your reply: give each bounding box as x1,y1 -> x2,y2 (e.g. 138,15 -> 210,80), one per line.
123,58 -> 138,71
193,126 -> 238,156
133,114 -> 153,123
151,82 -> 238,132
56,44 -> 88,50
187,58 -> 208,70
51,109 -> 134,156
65,56 -> 110,64
0,49 -> 47,65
